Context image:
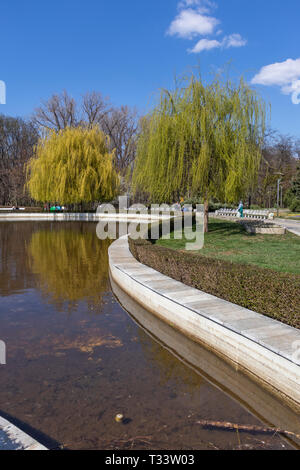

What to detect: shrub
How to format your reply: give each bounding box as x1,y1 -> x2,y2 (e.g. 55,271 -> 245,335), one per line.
129,238 -> 300,329
290,198 -> 300,213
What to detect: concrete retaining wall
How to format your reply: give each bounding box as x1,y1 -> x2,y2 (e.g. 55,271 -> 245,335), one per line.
0,417 -> 47,450
109,235 -> 300,411
0,212 -> 171,222
111,278 -> 300,445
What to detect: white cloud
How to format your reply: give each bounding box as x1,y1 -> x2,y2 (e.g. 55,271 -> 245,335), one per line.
189,38 -> 221,53
189,33 -> 247,53
252,58 -> 300,87
224,34 -> 247,48
252,58 -> 300,105
178,0 -> 202,7
167,1 -> 247,54
167,8 -> 219,39
178,0 -> 216,14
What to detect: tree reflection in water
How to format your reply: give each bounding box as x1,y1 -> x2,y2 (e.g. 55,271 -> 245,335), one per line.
28,222 -> 111,312
0,222 -> 35,295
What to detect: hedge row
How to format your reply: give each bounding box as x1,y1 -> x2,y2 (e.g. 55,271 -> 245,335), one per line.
128,238 -> 300,329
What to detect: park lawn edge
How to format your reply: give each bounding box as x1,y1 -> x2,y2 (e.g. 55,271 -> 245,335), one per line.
128,237 -> 300,330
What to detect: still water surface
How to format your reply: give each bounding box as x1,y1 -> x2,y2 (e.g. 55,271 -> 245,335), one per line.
0,222 -> 297,450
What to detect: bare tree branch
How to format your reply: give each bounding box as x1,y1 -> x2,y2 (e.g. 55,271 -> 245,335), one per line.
100,106 -> 138,174
33,90 -> 78,131
81,91 -> 111,127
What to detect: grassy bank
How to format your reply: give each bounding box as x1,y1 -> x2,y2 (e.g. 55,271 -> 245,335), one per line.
156,218 -> 300,275
129,219 -> 300,329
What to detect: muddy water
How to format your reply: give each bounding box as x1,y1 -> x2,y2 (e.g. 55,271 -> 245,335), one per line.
0,222 -> 297,450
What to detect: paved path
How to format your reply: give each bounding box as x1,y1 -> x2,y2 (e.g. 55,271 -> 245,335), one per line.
273,218 -> 300,237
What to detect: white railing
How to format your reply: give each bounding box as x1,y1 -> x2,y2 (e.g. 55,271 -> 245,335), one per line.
0,207 -> 25,211
215,208 -> 274,220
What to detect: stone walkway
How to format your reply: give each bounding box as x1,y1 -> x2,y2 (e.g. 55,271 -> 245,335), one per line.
273,218 -> 300,237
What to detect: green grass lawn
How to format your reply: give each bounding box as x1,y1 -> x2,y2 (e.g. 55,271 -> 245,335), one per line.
156,218 -> 300,275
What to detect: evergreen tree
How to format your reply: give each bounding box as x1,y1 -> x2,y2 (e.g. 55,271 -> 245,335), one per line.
288,166 -> 300,212
290,167 -> 300,198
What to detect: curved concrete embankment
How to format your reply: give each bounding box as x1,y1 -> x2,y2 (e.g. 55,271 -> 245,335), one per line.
109,235 -> 300,411
0,417 -> 47,450
0,212 -> 170,222
111,278 -> 300,446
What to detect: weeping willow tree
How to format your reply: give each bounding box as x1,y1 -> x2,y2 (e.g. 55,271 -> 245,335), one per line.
132,74 -> 267,231
26,126 -> 119,205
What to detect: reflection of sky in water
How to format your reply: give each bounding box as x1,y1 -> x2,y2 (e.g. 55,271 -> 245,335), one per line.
0,222 -> 294,450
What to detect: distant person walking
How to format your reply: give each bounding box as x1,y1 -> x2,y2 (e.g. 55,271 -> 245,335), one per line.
237,201 -> 244,218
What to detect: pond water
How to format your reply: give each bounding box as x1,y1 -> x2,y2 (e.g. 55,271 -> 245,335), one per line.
0,221 -> 298,450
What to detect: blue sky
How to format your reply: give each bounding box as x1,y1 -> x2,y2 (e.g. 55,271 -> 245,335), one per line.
1,0 -> 299,137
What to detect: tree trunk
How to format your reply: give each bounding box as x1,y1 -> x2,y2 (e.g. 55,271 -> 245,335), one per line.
204,199 -> 209,233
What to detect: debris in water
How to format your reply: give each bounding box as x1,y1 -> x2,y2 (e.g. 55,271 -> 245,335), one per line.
115,413 -> 124,423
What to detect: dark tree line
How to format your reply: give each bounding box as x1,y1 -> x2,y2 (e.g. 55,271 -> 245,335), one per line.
0,115 -> 38,206
252,132 -> 300,209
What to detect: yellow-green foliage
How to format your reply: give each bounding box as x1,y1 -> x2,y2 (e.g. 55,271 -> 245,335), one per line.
29,228 -> 110,309
26,126 -> 119,204
132,74 -> 266,203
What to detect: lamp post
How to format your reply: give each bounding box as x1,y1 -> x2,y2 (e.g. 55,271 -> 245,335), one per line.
275,172 -> 284,218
